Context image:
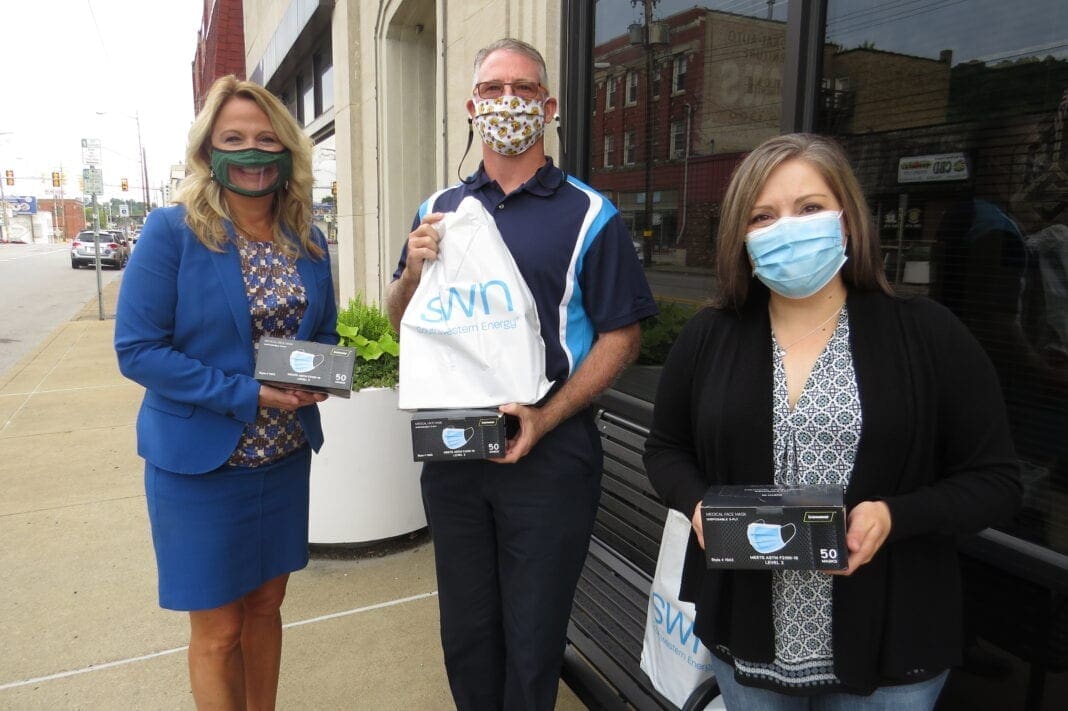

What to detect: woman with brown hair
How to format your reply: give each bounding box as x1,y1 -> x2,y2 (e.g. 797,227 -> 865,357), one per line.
115,75 -> 337,709
644,133 -> 1021,708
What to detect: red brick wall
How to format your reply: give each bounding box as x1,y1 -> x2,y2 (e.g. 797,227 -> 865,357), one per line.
35,199 -> 87,241
192,0 -> 246,113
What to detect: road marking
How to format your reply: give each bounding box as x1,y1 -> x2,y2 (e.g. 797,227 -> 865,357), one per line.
0,591 -> 438,691
0,248 -> 67,261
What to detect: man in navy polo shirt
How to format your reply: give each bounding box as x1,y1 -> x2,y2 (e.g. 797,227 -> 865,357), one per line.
386,38 -> 657,711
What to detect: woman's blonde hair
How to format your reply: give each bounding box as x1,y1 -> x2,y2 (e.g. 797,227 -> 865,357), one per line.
715,133 -> 891,308
175,75 -> 321,258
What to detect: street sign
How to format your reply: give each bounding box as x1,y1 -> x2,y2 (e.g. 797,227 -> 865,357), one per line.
83,167 -> 104,195
119,204 -> 129,217
81,138 -> 102,165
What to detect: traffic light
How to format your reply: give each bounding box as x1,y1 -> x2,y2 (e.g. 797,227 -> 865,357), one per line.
121,177 -> 129,192
52,171 -> 61,187
4,169 -> 12,186
331,181 -> 337,197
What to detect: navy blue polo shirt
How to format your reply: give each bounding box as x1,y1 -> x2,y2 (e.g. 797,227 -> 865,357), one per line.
393,158 -> 657,385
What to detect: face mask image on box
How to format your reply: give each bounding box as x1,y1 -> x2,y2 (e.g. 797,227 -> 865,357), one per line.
442,427 -> 475,450
746,521 -> 797,554
289,350 -> 325,373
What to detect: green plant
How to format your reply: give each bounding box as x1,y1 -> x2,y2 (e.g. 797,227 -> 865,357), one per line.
638,300 -> 698,365
335,295 -> 400,390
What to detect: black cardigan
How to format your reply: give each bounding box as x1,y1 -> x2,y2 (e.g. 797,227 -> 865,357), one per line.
643,288 -> 1022,694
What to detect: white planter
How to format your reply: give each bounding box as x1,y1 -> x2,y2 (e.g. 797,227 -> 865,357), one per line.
309,388 -> 426,544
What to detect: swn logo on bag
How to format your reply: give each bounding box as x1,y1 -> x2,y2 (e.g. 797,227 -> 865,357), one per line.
421,280 -> 514,323
650,592 -> 702,655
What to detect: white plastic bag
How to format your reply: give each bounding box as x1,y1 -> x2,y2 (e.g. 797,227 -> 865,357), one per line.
398,196 -> 553,409
640,509 -> 716,708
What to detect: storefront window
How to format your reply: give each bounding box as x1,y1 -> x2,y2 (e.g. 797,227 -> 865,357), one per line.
821,0 -> 1068,559
591,0 -> 789,280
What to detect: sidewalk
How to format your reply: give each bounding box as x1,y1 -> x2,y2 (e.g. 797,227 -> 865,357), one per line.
0,278 -> 584,709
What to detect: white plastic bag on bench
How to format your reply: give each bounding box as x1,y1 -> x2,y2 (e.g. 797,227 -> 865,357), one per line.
640,509 -> 716,708
398,196 -> 553,409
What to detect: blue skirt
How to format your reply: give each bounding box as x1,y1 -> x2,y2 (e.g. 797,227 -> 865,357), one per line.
144,447 -> 311,611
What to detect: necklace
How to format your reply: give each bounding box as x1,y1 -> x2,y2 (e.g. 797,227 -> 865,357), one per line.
775,305 -> 843,352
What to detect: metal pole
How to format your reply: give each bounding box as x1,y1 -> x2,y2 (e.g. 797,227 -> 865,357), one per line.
93,192 -> 104,320
642,0 -> 654,266
0,132 -> 12,242
136,112 -> 150,214
0,170 -> 11,243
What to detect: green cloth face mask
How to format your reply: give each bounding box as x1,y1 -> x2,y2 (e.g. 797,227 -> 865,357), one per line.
210,147 -> 293,197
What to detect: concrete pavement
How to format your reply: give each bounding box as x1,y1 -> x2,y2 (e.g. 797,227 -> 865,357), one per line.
0,277 -> 585,709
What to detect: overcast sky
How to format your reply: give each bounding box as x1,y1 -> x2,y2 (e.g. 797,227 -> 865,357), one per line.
1,0 -> 203,204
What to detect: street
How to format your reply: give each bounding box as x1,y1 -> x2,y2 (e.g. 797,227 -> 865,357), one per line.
644,266 -> 716,306
0,242 -> 122,374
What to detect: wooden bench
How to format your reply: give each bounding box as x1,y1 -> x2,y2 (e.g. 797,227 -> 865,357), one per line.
562,389 -> 720,710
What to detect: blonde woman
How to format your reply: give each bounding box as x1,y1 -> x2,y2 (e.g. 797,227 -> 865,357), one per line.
115,75 -> 336,709
644,133 -> 1021,708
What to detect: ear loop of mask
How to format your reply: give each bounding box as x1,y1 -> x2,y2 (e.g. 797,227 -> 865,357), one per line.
457,119 -> 477,185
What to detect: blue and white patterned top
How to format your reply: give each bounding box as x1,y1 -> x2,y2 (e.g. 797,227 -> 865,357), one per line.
728,307 -> 860,691
227,235 -> 308,467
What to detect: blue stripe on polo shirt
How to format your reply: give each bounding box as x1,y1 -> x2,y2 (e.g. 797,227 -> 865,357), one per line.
559,175 -> 618,373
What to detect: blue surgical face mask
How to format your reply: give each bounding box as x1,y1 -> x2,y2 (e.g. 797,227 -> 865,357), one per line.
442,427 -> 475,450
746,521 -> 796,554
746,210 -> 847,299
289,350 -> 324,374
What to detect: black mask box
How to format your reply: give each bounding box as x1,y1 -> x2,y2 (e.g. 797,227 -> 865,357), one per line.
701,485 -> 848,571
410,409 -> 509,461
254,336 -> 356,398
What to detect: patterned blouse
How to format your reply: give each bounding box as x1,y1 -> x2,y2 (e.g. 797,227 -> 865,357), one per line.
726,307 -> 860,691
227,235 -> 309,468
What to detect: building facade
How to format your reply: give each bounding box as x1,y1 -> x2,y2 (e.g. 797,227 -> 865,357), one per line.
35,198 -> 87,241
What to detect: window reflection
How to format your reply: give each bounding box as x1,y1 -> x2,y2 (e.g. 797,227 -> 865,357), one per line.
591,1 -> 789,271
821,0 -> 1068,557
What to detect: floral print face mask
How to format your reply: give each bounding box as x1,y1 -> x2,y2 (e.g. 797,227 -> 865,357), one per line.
471,95 -> 546,156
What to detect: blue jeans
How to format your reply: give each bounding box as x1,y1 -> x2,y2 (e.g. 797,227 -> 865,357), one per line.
708,654 -> 948,711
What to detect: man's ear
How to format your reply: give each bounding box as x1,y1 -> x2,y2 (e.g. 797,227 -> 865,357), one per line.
544,97 -> 559,121
466,97 -> 476,118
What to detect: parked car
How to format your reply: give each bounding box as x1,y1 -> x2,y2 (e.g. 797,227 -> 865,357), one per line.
70,230 -> 129,269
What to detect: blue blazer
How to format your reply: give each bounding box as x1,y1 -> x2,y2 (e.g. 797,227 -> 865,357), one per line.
115,205 -> 339,474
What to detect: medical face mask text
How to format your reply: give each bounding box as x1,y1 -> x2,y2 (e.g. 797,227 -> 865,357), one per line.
211,147 -> 293,197
746,521 -> 797,555
471,95 -> 546,156
745,210 -> 848,299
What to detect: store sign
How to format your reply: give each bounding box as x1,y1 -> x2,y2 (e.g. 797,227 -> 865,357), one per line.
2,196 -> 37,214
898,153 -> 969,183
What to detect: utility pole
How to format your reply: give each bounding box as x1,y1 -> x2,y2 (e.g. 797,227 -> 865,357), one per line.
0,132 -> 12,242
0,169 -> 11,243
631,0 -> 663,266
136,112 -> 150,214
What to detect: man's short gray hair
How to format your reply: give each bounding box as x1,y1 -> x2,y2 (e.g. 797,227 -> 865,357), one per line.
471,38 -> 549,89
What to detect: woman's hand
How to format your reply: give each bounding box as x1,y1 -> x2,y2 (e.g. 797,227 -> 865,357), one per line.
692,501 -> 705,549
829,500 -> 892,576
258,384 -> 328,412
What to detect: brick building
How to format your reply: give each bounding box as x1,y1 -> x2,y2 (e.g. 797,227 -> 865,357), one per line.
192,0 -> 246,113
591,8 -> 785,267
35,198 -> 87,241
